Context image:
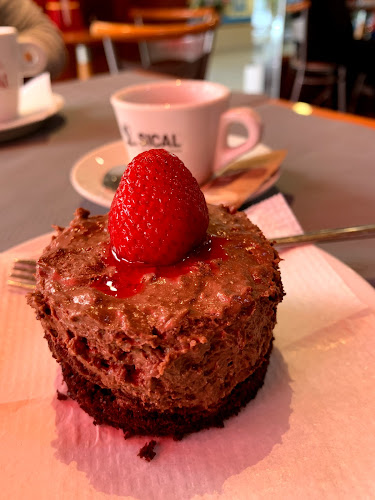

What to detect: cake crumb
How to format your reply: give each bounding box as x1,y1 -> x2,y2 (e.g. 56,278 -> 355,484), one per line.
123,430 -> 134,440
138,440 -> 157,462
56,390 -> 68,401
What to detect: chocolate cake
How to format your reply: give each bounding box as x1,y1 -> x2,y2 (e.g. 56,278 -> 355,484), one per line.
28,204 -> 284,438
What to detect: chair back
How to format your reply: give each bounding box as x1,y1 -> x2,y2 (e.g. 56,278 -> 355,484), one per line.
287,2 -> 310,67
90,7 -> 220,79
286,1 -> 347,110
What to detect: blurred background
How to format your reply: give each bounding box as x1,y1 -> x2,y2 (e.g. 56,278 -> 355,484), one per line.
33,0 -> 375,117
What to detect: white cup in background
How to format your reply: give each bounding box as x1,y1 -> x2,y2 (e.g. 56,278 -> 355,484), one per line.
0,27 -> 47,122
110,79 -> 262,185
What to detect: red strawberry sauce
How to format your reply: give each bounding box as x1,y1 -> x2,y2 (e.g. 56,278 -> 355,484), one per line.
92,235 -> 228,299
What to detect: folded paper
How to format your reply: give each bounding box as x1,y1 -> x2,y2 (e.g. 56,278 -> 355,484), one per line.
18,72 -> 53,116
202,150 -> 286,210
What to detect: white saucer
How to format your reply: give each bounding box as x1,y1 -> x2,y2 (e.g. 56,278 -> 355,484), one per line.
70,137 -> 280,209
0,93 -> 64,142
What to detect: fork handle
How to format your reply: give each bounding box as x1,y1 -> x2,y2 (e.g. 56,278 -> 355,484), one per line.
272,224 -> 375,247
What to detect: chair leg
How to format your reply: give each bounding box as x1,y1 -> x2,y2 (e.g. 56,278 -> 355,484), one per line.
313,86 -> 333,107
349,72 -> 367,114
290,68 -> 305,102
103,37 -> 120,74
138,41 -> 151,68
337,65 -> 347,113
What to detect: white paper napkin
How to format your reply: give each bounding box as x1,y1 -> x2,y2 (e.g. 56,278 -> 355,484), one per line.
246,194 -> 367,346
1,195 -> 375,500
18,72 -> 53,116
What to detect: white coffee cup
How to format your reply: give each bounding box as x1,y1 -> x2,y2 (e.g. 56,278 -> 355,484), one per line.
110,79 -> 262,185
0,26 -> 47,122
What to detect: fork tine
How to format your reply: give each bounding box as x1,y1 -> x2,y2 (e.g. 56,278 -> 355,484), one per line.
7,279 -> 36,290
9,271 -> 36,283
14,259 -> 37,269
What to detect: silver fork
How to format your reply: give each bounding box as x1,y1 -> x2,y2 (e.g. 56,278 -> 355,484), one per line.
7,224 -> 375,290
8,259 -> 37,290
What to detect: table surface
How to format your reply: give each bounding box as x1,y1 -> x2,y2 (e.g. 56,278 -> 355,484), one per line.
1,70 -> 374,287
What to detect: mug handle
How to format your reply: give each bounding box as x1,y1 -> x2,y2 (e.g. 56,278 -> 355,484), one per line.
18,40 -> 47,77
213,107 -> 262,173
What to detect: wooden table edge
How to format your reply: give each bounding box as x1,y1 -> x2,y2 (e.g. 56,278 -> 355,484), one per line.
270,98 -> 375,130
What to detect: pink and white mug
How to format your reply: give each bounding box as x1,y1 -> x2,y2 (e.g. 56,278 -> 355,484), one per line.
110,79 -> 262,185
0,27 -> 47,122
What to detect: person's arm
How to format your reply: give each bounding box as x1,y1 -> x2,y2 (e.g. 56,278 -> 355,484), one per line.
0,0 -> 67,78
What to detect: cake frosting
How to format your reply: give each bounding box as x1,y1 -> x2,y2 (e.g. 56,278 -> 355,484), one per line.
28,204 -> 284,437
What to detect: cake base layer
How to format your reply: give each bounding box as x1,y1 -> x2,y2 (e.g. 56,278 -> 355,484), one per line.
57,342 -> 273,440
